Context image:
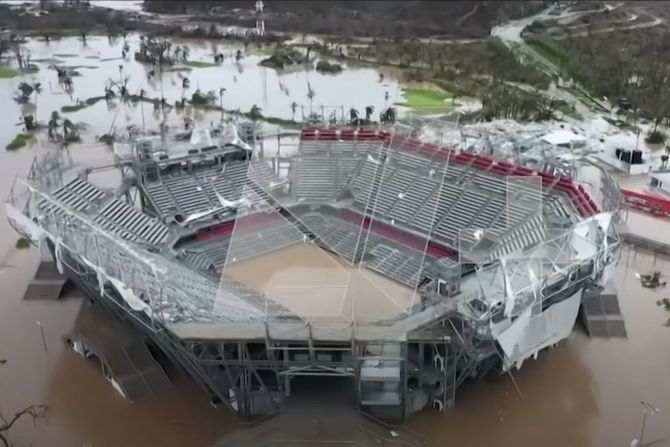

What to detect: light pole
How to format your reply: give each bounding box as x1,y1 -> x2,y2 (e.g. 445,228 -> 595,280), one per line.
219,88 -> 226,122
635,400 -> 660,447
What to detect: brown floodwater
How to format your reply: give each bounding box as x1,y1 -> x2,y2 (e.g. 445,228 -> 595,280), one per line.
1,34 -> 670,446
0,143 -> 669,446
2,220 -> 670,446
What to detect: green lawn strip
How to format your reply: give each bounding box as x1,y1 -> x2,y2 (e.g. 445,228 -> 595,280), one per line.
61,96 -> 107,113
249,47 -> 274,56
6,133 -> 34,151
0,67 -> 20,79
165,66 -> 193,73
183,60 -> 220,68
396,87 -> 454,111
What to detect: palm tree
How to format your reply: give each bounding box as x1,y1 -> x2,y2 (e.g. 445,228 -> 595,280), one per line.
219,87 -> 226,121
63,118 -> 74,139
48,111 -> 60,141
249,104 -> 263,122
349,108 -> 359,124
365,105 -> 374,122
32,82 -> 42,123
307,82 -> 315,112
16,82 -> 34,103
381,107 -> 396,125
290,102 -> 298,121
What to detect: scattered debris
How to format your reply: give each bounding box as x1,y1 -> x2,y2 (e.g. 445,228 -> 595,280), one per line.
98,134 -> 115,145
635,271 -> 666,289
15,238 -> 31,249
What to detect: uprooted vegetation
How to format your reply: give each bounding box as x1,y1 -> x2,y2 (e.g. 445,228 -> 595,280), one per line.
61,96 -> 106,113
349,38 -> 550,91
6,133 -> 34,151
480,83 -> 567,122
524,28 -> 670,130
0,404 -> 49,447
259,47 -> 311,69
144,1 -> 545,39
315,60 -> 343,73
15,237 -> 31,249
134,36 -> 186,66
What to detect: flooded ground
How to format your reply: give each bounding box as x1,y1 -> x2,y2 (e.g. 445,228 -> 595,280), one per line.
1,32 -> 670,447
2,223 -> 670,446
4,34 -> 402,141
409,245 -> 670,446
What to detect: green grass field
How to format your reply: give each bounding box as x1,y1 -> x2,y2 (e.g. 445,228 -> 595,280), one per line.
61,96 -> 106,113
0,67 -> 20,79
249,47 -> 274,56
183,60 -> 220,68
6,133 -> 34,151
165,66 -> 193,73
396,87 -> 454,111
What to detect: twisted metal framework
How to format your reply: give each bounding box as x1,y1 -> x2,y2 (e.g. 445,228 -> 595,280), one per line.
5,120 -> 623,419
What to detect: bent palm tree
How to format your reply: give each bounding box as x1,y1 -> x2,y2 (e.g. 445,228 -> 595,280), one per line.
349,108 -> 359,124
381,107 -> 396,124
365,105 -> 374,122
48,111 -> 60,141
219,88 -> 226,121
249,104 -> 263,122
290,102 -> 298,121
63,118 -> 75,139
32,82 -> 42,122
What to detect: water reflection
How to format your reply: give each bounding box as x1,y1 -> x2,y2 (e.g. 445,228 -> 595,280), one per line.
11,34 -> 400,136
409,335 -> 599,446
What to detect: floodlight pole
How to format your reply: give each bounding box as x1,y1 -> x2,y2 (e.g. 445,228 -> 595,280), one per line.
639,410 -> 648,446
638,400 -> 660,446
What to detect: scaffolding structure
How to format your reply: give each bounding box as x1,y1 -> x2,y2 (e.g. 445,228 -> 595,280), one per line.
6,120 -> 622,420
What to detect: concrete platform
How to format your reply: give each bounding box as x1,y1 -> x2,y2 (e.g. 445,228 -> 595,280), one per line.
23,261 -> 68,300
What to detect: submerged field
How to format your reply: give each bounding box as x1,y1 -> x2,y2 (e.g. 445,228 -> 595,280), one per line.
0,33 -> 418,139
0,67 -> 20,78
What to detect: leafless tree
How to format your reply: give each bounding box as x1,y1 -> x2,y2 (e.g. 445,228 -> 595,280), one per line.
0,405 -> 48,447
